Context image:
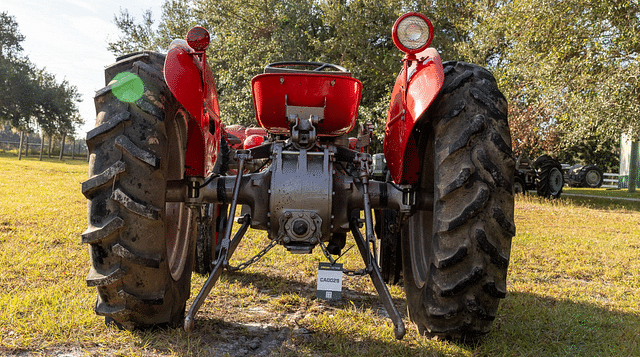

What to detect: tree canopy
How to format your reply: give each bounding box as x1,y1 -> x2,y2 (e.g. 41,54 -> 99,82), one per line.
109,0 -> 640,170
459,0 -> 639,168
0,12 -> 82,138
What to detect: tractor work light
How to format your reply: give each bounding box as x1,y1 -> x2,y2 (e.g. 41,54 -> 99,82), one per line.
392,12 -> 434,56
186,26 -> 210,52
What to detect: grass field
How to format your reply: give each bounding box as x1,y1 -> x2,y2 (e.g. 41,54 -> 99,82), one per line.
1,154 -> 639,356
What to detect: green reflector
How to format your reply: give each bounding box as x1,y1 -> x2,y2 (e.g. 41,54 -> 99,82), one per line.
111,72 -> 145,103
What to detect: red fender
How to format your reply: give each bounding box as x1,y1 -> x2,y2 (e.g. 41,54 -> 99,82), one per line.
164,40 -> 221,176
383,48 -> 444,184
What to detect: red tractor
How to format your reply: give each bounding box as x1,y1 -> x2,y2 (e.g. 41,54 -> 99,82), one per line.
82,12 -> 515,340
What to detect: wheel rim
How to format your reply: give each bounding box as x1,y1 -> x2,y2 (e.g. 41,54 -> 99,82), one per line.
407,210 -> 431,288
165,112 -> 190,281
165,203 -> 191,280
549,167 -> 563,195
585,170 -> 601,187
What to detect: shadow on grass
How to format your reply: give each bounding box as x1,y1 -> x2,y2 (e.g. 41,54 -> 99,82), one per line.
520,191 -> 640,211
560,194 -> 640,211
128,273 -> 640,357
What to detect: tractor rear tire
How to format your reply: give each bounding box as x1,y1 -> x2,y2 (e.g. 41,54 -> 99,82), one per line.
402,61 -> 515,340
534,155 -> 563,198
375,209 -> 402,285
82,51 -> 195,329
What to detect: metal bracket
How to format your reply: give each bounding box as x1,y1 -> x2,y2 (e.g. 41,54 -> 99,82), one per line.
184,150 -> 252,332
289,114 -> 319,149
349,215 -> 406,340
285,94 -> 326,122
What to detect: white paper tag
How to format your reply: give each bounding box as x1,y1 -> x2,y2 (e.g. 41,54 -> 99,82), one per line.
317,262 -> 342,300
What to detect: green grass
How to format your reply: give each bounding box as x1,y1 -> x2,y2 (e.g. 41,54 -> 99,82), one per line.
557,187 -> 640,211
1,154 -> 639,356
564,186 -> 640,199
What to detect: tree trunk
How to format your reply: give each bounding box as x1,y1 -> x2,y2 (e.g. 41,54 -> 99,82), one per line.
59,133 -> 66,161
39,133 -> 44,160
629,141 -> 638,193
71,138 -> 75,160
18,131 -> 24,160
48,135 -> 53,158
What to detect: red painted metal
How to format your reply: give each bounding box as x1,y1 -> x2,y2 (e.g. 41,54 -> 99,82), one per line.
348,137 -> 357,150
224,124 -> 246,149
164,38 -> 221,177
165,41 -> 203,122
251,73 -> 363,136
245,127 -> 267,137
243,134 -> 265,150
383,48 -> 444,184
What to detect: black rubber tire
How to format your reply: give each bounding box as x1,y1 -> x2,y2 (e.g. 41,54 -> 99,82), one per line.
195,137 -> 230,275
374,209 -> 402,285
513,176 -> 525,194
82,51 -> 195,329
534,156 -> 563,198
581,165 -> 603,188
402,61 -> 515,340
195,203 -> 228,275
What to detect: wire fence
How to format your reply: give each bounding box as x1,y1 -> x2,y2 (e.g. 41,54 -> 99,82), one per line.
0,140 -> 88,160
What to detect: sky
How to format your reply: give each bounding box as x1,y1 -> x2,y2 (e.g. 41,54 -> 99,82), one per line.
3,0 -> 164,137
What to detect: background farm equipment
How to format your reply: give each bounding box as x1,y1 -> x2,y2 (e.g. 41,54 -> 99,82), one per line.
563,163 -> 604,188
514,153 -> 605,197
82,12 -> 515,341
514,154 -> 564,198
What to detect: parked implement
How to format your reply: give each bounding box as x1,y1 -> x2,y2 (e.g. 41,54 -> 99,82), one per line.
82,12 -> 515,340
514,154 -> 564,198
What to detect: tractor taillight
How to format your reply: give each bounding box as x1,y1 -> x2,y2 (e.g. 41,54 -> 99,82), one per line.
186,26 -> 210,52
392,13 -> 433,57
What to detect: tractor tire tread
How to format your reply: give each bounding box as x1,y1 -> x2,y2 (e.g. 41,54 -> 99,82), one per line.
84,51 -> 194,328
114,134 -> 160,168
81,216 -> 124,244
403,61 -> 514,341
82,160 -> 126,196
86,112 -> 131,143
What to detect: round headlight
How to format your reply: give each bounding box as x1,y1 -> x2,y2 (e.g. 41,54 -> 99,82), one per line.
392,13 -> 434,55
186,26 -> 210,52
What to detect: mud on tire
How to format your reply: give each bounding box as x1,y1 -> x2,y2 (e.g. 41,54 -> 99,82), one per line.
82,51 -> 195,328
402,61 -> 515,340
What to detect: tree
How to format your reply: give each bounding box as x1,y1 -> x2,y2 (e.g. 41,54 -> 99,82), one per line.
0,12 -> 82,158
107,0 -> 477,138
108,0 -> 639,169
0,11 -> 24,58
460,0 -> 640,167
0,12 -> 37,131
34,70 -> 83,139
